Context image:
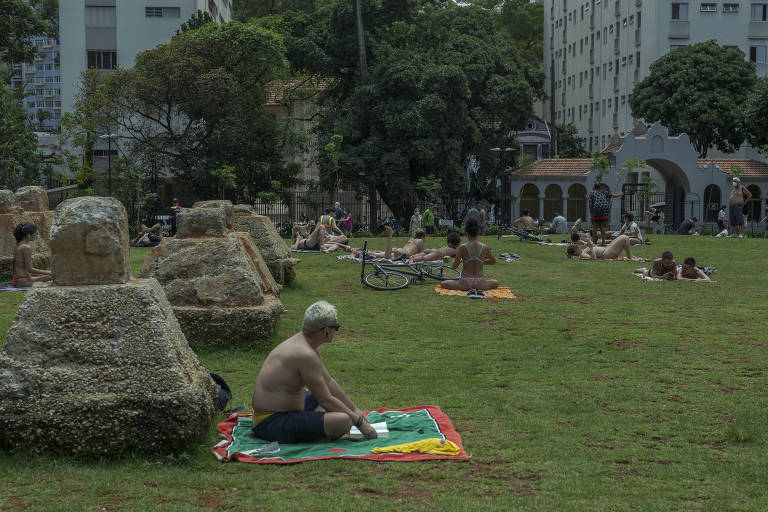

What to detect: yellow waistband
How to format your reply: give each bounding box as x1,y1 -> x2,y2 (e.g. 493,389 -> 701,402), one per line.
252,411 -> 275,426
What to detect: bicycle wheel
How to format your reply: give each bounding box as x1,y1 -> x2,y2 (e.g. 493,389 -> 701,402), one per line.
363,270 -> 410,290
420,264 -> 461,281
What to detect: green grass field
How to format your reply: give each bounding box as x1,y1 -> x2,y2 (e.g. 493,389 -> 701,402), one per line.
1,234 -> 767,511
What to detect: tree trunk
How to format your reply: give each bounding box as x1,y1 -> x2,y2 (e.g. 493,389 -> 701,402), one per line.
368,183 -> 377,233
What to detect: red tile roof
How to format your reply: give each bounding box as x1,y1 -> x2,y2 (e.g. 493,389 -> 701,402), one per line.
506,158 -> 592,177
601,142 -> 623,154
698,159 -> 768,178
265,76 -> 334,106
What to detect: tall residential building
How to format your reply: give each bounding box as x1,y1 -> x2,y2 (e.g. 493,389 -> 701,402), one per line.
10,36 -> 62,132
60,0 -> 232,119
542,0 -> 768,154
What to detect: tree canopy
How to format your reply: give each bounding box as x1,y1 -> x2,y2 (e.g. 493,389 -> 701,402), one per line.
0,0 -> 52,63
557,123 -> 588,158
65,21 -> 300,202
0,78 -> 39,188
629,41 -> 756,158
268,1 -> 543,220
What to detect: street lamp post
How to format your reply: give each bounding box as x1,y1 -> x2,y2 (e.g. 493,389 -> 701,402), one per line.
99,133 -> 118,196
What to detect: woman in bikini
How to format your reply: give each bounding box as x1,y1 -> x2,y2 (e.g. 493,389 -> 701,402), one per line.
440,219 -> 498,293
565,233 -> 635,260
12,223 -> 52,287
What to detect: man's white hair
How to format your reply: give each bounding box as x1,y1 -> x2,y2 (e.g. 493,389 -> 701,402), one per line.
302,301 -> 338,334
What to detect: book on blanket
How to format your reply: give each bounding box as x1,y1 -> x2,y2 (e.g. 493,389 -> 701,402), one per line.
347,421 -> 389,439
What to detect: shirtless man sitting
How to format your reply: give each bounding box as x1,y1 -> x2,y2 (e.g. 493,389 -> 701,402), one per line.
566,233 -> 635,260
440,219 -> 498,293
352,225 -> 425,259
251,301 -> 377,443
409,231 -> 461,262
130,223 -> 163,247
512,209 -> 535,230
633,251 -> 677,280
569,218 -> 593,244
676,257 -> 711,281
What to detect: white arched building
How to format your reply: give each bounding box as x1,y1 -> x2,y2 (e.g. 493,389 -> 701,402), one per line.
505,124 -> 768,232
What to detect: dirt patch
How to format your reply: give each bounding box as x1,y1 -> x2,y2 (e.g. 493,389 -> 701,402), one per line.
7,496 -> 30,510
616,340 -> 646,348
480,319 -> 498,325
592,375 -> 620,381
197,492 -> 220,510
720,387 -> 745,394
556,421 -> 572,428
653,460 -> 682,465
335,285 -> 354,292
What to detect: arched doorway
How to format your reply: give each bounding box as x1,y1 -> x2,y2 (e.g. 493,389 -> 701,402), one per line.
567,184 -> 587,220
520,184 -> 539,219
543,184 -> 562,221
644,158 -> 692,229
703,184 -> 721,222
747,185 -> 761,220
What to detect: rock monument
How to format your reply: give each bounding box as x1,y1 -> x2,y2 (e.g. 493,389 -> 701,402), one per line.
139,207 -> 285,346
232,204 -> 298,285
0,187 -> 51,275
0,196 -> 217,455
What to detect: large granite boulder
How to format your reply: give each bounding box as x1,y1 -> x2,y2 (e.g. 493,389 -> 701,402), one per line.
0,190 -> 21,214
233,205 -> 298,285
0,196 -> 216,455
49,197 -> 131,286
139,208 -> 285,346
175,207 -> 228,238
192,200 -> 234,230
15,186 -> 49,212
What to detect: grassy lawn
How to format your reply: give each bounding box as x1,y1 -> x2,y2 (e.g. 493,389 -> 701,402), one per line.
1,234 -> 767,511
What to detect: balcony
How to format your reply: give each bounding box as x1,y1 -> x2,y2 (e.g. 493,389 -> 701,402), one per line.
562,30 -> 567,43
562,60 -> 566,75
748,22 -> 768,39
635,29 -> 641,46
613,112 -> 619,129
589,83 -> 594,98
614,75 -> 619,91
44,94 -> 53,98
590,48 -> 595,64
634,68 -> 640,83
24,70 -> 34,74
614,38 -> 620,54
34,81 -> 44,86
668,20 -> 690,39
590,14 -> 595,29
42,44 -> 52,49
615,1 -> 620,16
562,93 -> 566,106
636,0 -> 641,5
588,118 -> 594,132
53,106 -> 61,110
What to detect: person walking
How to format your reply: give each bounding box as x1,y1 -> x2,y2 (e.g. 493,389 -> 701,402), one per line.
423,205 -> 435,236
409,208 -> 423,236
728,177 -> 752,238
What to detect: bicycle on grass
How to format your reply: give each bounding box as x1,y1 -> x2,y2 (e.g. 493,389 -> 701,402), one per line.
359,241 -> 461,290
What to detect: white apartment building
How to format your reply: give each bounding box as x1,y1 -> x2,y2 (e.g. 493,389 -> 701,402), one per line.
542,0 -> 768,154
60,0 -> 232,119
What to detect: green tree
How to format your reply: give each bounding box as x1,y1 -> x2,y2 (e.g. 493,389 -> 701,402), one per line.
210,165 -> 237,199
742,76 -> 768,152
67,22 -> 299,201
557,123 -> 588,157
233,0 -> 317,22
630,41 -> 756,158
0,77 -> 39,188
279,2 -> 543,221
589,153 -> 610,184
177,10 -> 215,33
0,0 -> 49,63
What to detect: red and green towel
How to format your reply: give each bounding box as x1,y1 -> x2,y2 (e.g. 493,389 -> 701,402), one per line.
211,405 -> 468,464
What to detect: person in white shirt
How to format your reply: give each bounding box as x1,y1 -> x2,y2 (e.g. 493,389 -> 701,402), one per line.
717,205 -> 728,232
618,213 -> 643,245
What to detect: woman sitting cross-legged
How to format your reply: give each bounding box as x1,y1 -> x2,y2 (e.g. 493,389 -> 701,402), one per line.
440,219 -> 498,295
12,223 -> 53,288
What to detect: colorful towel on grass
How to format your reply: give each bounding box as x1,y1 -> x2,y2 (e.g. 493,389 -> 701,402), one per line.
632,273 -> 715,282
569,256 -> 648,262
434,285 -> 518,299
336,254 -> 408,264
0,281 -> 31,292
211,405 -> 468,464
290,249 -> 322,253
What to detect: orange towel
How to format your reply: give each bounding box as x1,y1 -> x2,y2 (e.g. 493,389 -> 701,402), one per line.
434,285 -> 518,299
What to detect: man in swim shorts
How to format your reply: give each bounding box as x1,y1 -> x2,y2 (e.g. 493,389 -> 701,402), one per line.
410,231 -> 461,262
291,223 -> 329,251
251,301 -> 378,443
566,233 -> 635,260
352,225 -> 425,259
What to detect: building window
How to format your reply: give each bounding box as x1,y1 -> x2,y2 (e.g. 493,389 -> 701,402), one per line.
672,3 -> 689,19
723,3 -> 740,12
671,44 -> 686,50
629,14 -> 634,24
87,51 -> 117,70
701,3 -> 717,11
622,56 -> 627,66
750,45 -> 767,63
636,51 -> 641,67
146,7 -> 163,17
752,3 -> 768,19
85,6 -> 116,27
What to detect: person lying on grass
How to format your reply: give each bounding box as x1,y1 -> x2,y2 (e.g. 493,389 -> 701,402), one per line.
633,251 -> 677,280
566,233 -> 635,260
130,222 -> 163,247
409,230 -> 461,262
12,223 -> 52,288
251,301 -> 377,443
440,219 -> 498,293
351,225 -> 425,260
568,218 -> 594,244
291,223 -> 331,251
676,257 -> 711,281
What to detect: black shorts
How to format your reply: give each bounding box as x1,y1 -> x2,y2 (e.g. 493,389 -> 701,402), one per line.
251,391 -> 325,443
729,206 -> 745,227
